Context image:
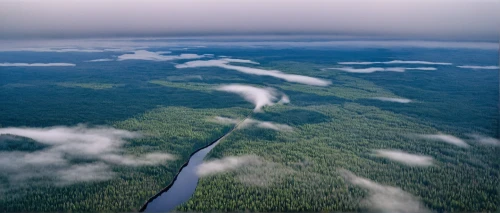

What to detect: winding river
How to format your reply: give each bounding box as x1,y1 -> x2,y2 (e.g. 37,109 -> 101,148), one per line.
141,138 -> 221,212
140,118 -> 246,212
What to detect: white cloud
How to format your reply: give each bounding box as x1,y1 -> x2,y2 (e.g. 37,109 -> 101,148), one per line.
197,155 -> 292,187
216,84 -> 289,112
57,163 -> 114,185
327,67 -> 436,73
240,119 -> 293,132
468,134 -> 500,146
236,160 -> 293,187
0,125 -> 138,154
99,153 -> 175,166
417,134 -> 469,148
212,116 -> 293,132
371,97 -> 412,103
0,125 -> 175,185
0,63 -> 75,67
212,116 -> 241,125
176,59 -> 331,86
278,94 -> 290,104
338,60 -> 452,65
374,149 -> 433,166
220,58 -> 260,64
86,58 -> 114,62
402,67 -> 437,71
328,67 -> 389,73
196,155 -> 262,177
117,50 -> 205,61
169,47 -> 190,51
339,169 -> 430,213
457,65 -> 499,70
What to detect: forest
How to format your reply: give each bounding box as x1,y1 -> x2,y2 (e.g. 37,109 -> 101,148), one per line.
0,46 -> 498,212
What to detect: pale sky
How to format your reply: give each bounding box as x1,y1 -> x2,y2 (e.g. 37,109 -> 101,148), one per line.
1,0 -> 499,40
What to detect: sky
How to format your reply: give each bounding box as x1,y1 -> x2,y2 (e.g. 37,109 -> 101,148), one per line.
0,0 -> 499,40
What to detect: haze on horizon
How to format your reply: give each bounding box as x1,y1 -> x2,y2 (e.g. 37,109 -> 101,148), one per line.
0,0 -> 499,41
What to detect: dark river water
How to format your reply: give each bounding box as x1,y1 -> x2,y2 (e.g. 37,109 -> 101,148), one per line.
142,138 -> 222,212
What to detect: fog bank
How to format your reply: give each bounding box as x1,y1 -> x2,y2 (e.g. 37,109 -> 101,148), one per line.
1,0 -> 499,40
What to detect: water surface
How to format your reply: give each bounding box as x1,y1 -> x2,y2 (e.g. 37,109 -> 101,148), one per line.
143,138 -> 221,212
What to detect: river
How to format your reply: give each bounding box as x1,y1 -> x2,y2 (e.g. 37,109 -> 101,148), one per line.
141,137 -> 222,212
140,116 -> 249,212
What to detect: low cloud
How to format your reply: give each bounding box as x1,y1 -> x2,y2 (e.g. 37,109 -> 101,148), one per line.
374,149 -> 433,166
197,155 -> 291,187
212,116 -> 293,132
176,59 -> 331,86
338,60 -> 452,65
99,153 -> 175,166
117,50 -> 205,61
86,58 -> 114,62
212,116 -> 240,125
327,67 -> 436,73
57,163 -> 114,185
457,65 -> 499,70
236,160 -> 293,187
468,134 -> 500,146
0,125 -> 175,186
169,47 -> 189,51
196,155 -> 262,177
278,94 -> 290,104
0,63 -> 75,67
371,97 -> 412,103
240,119 -> 293,132
216,84 -> 289,112
339,169 -> 430,213
220,58 -> 260,64
416,134 -> 469,148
